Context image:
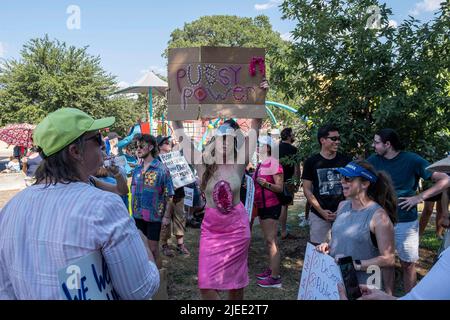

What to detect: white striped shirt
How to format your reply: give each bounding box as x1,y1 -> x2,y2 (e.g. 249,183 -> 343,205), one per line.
0,182 -> 159,300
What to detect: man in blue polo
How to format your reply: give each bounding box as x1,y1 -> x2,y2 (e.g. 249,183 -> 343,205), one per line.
368,128 -> 450,293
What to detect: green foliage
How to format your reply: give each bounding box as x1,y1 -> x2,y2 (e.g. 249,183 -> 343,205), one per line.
0,35 -> 144,136
275,0 -> 450,161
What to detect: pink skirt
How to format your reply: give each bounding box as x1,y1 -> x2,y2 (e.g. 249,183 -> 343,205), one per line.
198,202 -> 251,290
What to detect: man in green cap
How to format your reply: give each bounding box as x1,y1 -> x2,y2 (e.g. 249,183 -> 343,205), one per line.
0,108 -> 160,300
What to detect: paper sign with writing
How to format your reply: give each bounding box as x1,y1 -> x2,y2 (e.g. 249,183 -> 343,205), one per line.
159,151 -> 196,189
244,175 -> 255,221
58,251 -> 120,300
298,243 -> 343,300
184,187 -> 194,207
168,46 -> 267,120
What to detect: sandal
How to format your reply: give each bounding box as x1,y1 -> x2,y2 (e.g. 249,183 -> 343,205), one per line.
162,244 -> 174,257
176,244 -> 190,256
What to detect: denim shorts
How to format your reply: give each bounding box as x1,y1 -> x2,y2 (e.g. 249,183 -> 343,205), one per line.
394,220 -> 419,263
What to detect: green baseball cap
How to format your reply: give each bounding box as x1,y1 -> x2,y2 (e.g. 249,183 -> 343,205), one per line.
33,108 -> 115,157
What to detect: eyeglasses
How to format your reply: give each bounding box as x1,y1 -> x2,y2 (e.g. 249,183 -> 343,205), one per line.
341,176 -> 356,183
84,133 -> 103,146
136,144 -> 148,150
326,136 -> 340,142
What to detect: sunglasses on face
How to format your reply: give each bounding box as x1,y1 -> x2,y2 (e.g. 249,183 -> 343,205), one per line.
326,136 -> 340,142
341,176 -> 356,183
136,144 -> 148,150
84,133 -> 103,146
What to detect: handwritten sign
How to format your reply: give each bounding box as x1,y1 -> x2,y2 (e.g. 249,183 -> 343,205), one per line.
58,251 -> 120,300
244,175 -> 255,221
298,243 -> 343,300
184,187 -> 194,207
167,46 -> 267,120
159,151 -> 196,189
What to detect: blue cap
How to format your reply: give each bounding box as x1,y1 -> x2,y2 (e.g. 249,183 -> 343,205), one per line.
335,162 -> 378,183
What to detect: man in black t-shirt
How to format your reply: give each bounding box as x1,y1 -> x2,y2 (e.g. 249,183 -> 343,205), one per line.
302,124 -> 351,245
278,128 -> 301,240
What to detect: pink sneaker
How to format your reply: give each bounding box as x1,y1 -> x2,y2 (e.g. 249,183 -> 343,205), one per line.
255,268 -> 272,280
257,276 -> 282,288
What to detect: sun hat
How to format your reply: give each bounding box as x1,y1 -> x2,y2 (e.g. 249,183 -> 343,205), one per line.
426,155 -> 450,173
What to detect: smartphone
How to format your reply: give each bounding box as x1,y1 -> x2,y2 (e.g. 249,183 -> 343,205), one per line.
337,256 -> 362,300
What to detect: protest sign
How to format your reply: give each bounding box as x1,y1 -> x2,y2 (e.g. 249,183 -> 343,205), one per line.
244,174 -> 255,221
58,251 -> 119,300
298,243 -> 343,300
167,46 -> 267,120
184,187 -> 194,207
159,151 -> 196,189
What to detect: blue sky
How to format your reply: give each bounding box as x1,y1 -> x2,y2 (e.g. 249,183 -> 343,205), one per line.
0,0 -> 443,87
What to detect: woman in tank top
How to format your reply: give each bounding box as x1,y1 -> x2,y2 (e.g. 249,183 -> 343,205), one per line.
316,160 -> 397,295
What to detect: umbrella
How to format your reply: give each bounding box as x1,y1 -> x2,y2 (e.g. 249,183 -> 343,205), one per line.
0,123 -> 35,148
113,70 -> 168,134
426,155 -> 450,173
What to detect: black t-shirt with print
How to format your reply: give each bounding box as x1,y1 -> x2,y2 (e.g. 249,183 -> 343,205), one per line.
302,153 -> 352,219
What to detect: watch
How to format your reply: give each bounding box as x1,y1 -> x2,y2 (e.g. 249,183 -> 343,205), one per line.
354,259 -> 362,271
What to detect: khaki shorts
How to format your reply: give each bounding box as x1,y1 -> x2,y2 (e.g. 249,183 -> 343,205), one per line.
160,200 -> 186,242
309,212 -> 331,244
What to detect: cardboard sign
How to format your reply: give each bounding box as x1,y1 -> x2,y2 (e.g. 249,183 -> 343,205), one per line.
167,46 -> 268,120
184,187 -> 194,207
244,174 -> 255,221
58,251 -> 120,300
298,243 -> 343,300
159,151 -> 196,189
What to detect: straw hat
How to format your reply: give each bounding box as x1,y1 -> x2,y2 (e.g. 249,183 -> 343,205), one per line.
426,155 -> 450,173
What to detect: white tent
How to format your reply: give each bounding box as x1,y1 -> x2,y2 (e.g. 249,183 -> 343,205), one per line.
114,70 -> 167,96
114,71 -> 168,133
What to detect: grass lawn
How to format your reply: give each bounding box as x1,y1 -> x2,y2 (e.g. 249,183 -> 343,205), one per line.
162,198 -> 443,300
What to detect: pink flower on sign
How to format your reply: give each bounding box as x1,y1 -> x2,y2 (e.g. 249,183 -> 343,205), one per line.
249,56 -> 266,77
213,180 -> 233,214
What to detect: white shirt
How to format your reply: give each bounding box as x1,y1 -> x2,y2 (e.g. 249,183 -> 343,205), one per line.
0,182 -> 159,300
400,247 -> 450,300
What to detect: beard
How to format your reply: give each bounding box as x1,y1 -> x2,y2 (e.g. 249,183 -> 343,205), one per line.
139,150 -> 152,159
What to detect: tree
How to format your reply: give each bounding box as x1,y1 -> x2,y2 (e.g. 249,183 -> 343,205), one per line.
276,0 -> 449,161
0,35 -> 144,136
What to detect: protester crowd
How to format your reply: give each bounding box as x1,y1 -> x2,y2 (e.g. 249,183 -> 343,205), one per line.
0,102 -> 449,300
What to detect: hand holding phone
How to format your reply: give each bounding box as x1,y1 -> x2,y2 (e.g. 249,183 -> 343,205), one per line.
337,256 -> 362,300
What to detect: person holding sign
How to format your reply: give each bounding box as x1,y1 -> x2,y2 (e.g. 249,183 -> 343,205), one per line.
157,135 -> 191,257
0,108 -> 159,299
172,115 -> 264,300
131,134 -> 175,269
316,160 -> 397,294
